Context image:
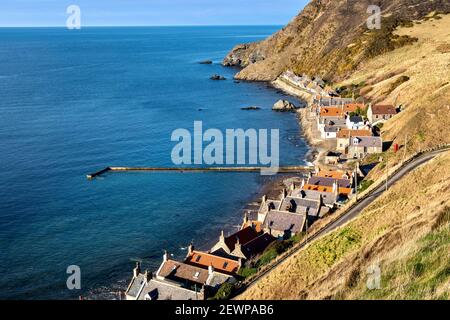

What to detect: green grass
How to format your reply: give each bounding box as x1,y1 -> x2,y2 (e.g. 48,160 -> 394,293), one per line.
238,234 -> 305,279
210,282 -> 236,300
349,106 -> 368,118
364,16 -> 418,59
237,267 -> 258,278
358,180 -> 374,192
359,219 -> 450,300
417,131 -> 426,142
310,227 -> 362,268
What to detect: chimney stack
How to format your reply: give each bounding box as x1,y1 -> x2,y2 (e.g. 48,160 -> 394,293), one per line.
333,180 -> 339,196
144,270 -> 152,283
281,188 -> 288,199
163,250 -> 169,263
188,243 -> 194,256
290,183 -> 295,192
208,265 -> 215,276
133,261 -> 141,278
243,212 -> 249,225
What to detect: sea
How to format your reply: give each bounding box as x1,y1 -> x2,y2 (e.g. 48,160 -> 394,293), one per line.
0,26 -> 309,299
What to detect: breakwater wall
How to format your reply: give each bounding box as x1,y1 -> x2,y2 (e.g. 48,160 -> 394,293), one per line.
87,166 -> 314,180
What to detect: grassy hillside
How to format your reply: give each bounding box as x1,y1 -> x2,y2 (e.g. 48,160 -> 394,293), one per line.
223,0 -> 450,82
238,150 -> 450,300
343,13 -> 450,179
231,7 -> 450,300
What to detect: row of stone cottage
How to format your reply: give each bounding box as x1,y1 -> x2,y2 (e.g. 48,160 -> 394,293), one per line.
123,73 -> 395,301
280,71 -> 333,97
124,167 -> 357,300
312,95 -> 398,160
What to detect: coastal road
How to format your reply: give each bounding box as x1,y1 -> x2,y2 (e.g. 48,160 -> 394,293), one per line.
236,148 -> 449,296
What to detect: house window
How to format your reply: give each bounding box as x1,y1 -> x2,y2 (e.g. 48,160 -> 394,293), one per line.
195,255 -> 201,262
223,262 -> 228,269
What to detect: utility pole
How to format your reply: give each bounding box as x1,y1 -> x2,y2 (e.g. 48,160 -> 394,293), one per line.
355,162 -> 359,201
305,217 -> 309,245
403,134 -> 408,163
385,156 -> 389,192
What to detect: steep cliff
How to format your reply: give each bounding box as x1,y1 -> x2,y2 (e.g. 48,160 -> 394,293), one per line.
223,0 -> 450,82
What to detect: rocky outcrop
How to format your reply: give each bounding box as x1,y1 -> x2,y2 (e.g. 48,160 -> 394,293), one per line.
222,0 -> 450,82
272,100 -> 297,112
210,74 -> 226,81
222,44 -> 254,67
241,106 -> 261,111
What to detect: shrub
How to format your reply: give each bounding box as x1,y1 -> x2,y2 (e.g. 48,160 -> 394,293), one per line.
237,267 -> 258,278
358,180 -> 374,192
388,75 -> 410,93
364,16 -> 418,59
211,283 -> 236,300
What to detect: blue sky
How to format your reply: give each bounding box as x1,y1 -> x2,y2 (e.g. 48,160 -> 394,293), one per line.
0,0 -> 309,27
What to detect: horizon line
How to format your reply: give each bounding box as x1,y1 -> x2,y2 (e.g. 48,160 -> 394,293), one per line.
0,24 -> 283,28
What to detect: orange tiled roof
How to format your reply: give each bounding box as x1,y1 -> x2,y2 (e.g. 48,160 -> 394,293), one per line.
337,129 -> 372,139
343,103 -> 365,113
242,220 -> 263,233
316,170 -> 351,180
371,104 -> 397,115
302,184 -> 352,195
320,107 -> 343,117
158,260 -> 209,284
185,251 -> 240,275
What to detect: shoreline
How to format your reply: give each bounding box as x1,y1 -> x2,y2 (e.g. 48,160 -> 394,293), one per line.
90,71 -> 315,301
271,78 -> 326,167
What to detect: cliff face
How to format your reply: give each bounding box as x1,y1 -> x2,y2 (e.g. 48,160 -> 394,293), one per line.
223,0 -> 450,81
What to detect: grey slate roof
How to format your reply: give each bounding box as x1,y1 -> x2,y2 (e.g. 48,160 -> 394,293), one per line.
280,196 -> 320,216
315,97 -> 354,107
292,189 -> 338,206
258,199 -> 281,215
348,116 -> 364,123
138,279 -> 202,300
324,125 -> 340,133
264,211 -> 306,234
307,176 -> 352,189
349,136 -> 382,148
320,118 -> 347,126
126,274 -> 146,298
207,273 -> 232,289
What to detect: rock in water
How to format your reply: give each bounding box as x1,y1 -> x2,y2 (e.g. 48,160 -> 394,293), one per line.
210,74 -> 226,81
199,60 -> 213,64
272,100 -> 297,112
241,106 -> 261,111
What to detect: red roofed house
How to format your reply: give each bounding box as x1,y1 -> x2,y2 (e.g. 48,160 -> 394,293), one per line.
367,104 -> 397,123
185,245 -> 241,276
210,225 -> 275,260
